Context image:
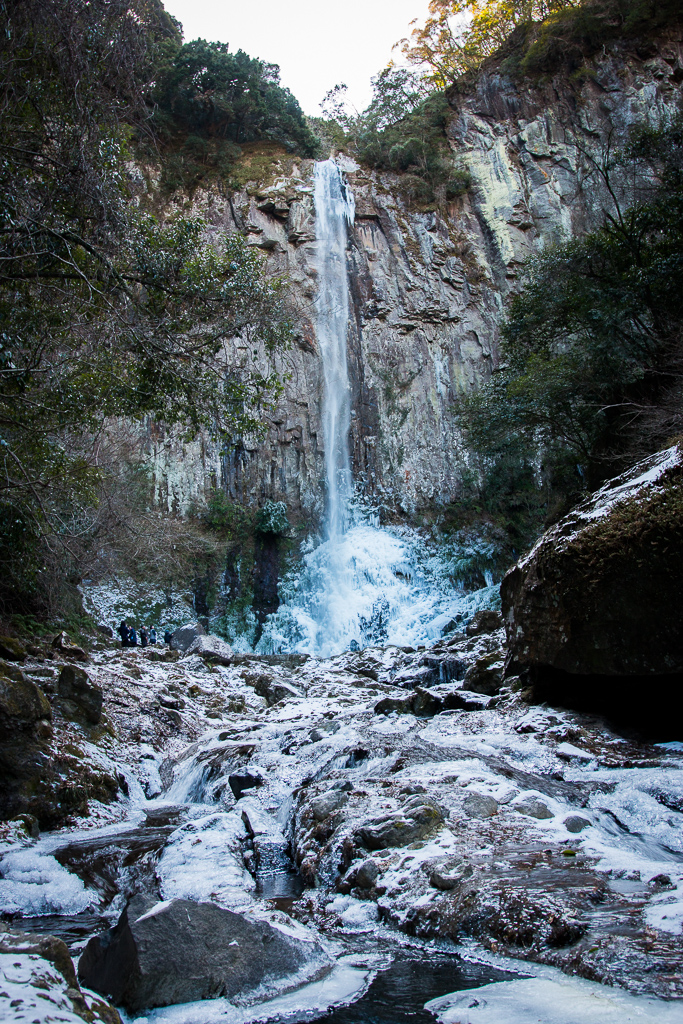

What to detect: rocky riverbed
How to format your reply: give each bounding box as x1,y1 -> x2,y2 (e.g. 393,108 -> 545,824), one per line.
1,617 -> 682,1022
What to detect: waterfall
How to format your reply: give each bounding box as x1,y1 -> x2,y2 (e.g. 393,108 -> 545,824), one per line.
239,162 -> 501,657
314,160 -> 355,539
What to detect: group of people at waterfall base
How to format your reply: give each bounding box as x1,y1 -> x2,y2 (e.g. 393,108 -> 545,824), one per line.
118,621 -> 174,648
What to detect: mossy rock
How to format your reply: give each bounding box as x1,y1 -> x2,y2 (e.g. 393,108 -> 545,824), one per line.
0,658 -> 27,683
0,675 -> 52,733
0,634 -> 27,661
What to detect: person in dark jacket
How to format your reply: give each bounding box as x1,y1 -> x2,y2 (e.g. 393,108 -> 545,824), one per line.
118,621 -> 130,647
163,628 -> 173,645
129,627 -> 138,646
139,626 -> 148,648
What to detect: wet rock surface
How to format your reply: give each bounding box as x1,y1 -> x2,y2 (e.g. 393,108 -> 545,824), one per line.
0,631 -> 681,1016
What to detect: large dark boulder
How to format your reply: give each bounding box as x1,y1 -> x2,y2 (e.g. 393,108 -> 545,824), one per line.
58,665 -> 103,724
171,621 -> 206,652
0,669 -> 54,822
0,635 -> 27,661
501,445 -> 683,733
78,897 -> 330,1013
0,671 -> 51,733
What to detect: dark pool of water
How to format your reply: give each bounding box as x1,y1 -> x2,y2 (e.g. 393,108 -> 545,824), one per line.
312,946 -> 518,1024
256,870 -> 306,900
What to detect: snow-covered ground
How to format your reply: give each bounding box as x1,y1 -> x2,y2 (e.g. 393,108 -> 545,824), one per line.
1,630 -> 682,1021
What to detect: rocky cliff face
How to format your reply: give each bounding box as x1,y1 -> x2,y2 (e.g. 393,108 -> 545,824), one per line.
146,30 -> 683,526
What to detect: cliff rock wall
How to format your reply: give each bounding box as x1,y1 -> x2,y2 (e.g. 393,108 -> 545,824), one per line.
146,31 -> 683,525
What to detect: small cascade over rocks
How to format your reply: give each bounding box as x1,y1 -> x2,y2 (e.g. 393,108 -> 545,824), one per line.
250,161 -> 498,657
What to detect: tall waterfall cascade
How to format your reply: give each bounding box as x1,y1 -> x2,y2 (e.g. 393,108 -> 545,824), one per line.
252,161 -> 499,657
314,160 -> 355,540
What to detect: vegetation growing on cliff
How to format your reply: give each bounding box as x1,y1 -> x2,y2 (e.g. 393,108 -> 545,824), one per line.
0,0 -> 293,615
458,117 -> 683,533
315,68 -> 470,209
401,0 -> 683,84
318,0 -> 683,209
148,39 -> 319,193
400,0 -> 580,84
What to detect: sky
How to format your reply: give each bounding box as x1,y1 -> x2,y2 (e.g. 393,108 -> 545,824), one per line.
162,0 -> 431,116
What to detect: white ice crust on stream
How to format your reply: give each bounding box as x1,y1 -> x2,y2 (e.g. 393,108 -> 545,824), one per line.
427,964 -> 683,1024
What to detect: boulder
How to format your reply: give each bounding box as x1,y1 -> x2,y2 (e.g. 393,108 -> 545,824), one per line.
463,792 -> 499,819
308,789 -> 347,821
78,897 -> 330,1013
463,653 -> 505,695
51,631 -> 88,661
429,859 -> 474,890
255,676 -> 302,705
228,768 -> 263,800
356,798 -> 444,850
412,687 -> 443,717
0,659 -> 27,683
171,621 -> 206,652
0,674 -> 55,823
10,812 -> 40,838
58,665 -> 103,724
0,674 -> 52,733
186,633 -> 234,666
374,694 -> 415,715
514,796 -> 553,820
0,635 -> 26,661
501,444 -> 683,733
345,858 -> 379,889
465,609 -> 503,636
564,815 -> 591,834
449,689 -> 493,710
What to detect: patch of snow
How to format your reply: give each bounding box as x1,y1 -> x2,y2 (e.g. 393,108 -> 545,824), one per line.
157,811 -> 255,909
325,894 -> 379,931
0,849 -> 96,916
0,952 -> 102,1024
427,973 -> 683,1023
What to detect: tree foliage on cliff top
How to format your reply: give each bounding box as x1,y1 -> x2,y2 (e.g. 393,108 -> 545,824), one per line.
458,117 -> 683,531
400,0 -> 579,85
148,39 -> 319,192
317,68 -> 470,210
0,0 -> 293,613
400,0 -> 682,85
